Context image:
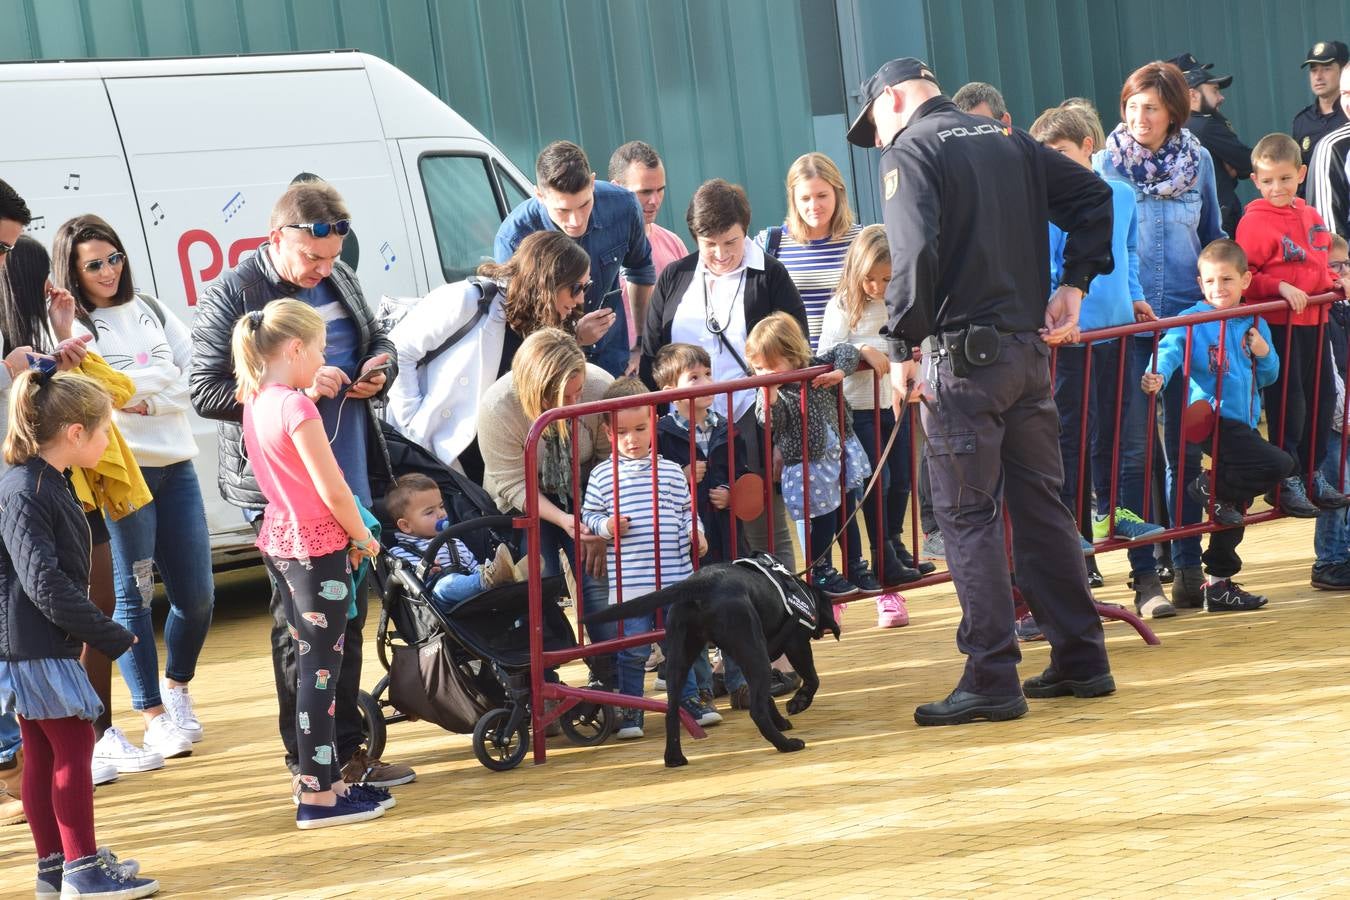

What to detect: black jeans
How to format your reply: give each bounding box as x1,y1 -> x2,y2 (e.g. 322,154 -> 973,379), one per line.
1264,323 -> 1335,477
921,335 -> 1109,696
252,519 -> 368,775
852,408 -> 913,560
1199,419 -> 1294,579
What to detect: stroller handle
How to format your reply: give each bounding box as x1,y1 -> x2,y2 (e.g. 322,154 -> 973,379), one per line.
422,515 -> 518,570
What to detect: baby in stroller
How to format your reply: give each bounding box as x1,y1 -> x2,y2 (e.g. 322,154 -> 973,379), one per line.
385,473 -> 519,614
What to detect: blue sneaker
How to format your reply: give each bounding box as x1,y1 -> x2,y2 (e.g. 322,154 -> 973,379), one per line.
1080,535 -> 1095,554
296,793 -> 384,830
346,782 -> 396,810
60,852 -> 158,898
37,848 -> 140,896
680,696 -> 723,727
1092,507 -> 1165,541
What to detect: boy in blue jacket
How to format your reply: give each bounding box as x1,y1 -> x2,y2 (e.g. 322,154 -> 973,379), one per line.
1142,239 -> 1295,612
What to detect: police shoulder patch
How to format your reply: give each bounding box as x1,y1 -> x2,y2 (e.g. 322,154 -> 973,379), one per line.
1303,136 -> 1311,151
883,169 -> 898,200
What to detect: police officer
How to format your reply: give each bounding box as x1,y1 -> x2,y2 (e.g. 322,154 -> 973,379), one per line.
1169,53 -> 1250,237
1292,41 -> 1350,170
845,58 -> 1116,725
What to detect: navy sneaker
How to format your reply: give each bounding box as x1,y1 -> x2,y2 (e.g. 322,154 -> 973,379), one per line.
38,848 -> 141,896
1187,473 -> 1243,526
346,782 -> 396,810
60,852 -> 158,898
680,696 -> 723,727
1310,471 -> 1350,509
296,793 -> 384,830
1203,579 -> 1269,612
812,566 -> 858,598
615,709 -> 645,740
848,560 -> 883,592
1266,477 -> 1321,518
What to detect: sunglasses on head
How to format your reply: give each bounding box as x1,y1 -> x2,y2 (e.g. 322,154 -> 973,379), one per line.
283,220 -> 351,238
80,252 -> 127,273
569,279 -> 594,298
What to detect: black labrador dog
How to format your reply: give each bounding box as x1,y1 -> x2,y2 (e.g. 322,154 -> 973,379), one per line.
587,555 -> 840,767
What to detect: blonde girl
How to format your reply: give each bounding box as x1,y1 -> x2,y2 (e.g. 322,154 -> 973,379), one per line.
0,370 -> 157,896
746,312 -> 883,597
818,226 -> 926,625
232,299 -> 387,830
755,152 -> 862,348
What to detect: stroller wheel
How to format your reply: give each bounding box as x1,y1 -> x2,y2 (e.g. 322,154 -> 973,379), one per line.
472,708 -> 529,771
559,700 -> 615,746
357,690 -> 387,761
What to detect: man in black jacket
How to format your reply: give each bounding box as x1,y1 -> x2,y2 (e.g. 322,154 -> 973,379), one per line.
1170,53 -> 1251,236
847,58 -> 1116,726
190,180 -> 415,789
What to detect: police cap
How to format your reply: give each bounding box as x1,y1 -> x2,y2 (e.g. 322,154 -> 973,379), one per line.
1302,40 -> 1350,68
846,57 -> 941,148
1166,53 -> 1232,89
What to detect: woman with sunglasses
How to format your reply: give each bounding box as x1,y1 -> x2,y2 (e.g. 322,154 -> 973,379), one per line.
51,215 -> 214,771
387,230 -> 603,478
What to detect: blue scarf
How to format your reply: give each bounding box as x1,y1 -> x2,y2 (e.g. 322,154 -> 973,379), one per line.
1105,124 -> 1203,198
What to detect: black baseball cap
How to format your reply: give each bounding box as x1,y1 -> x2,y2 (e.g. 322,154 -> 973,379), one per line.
1166,53 -> 1232,89
1303,40 -> 1350,67
846,57 -> 941,148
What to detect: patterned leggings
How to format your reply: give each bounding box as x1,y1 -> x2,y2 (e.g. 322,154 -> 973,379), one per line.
262,548 -> 351,793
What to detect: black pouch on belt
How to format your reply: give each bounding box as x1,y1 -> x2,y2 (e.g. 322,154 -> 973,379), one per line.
964,324 -> 1001,368
940,329 -> 972,377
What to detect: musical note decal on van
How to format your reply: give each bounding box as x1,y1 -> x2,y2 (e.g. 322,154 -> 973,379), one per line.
26,215 -> 46,232
222,192 -> 245,222
379,241 -> 396,271
64,173 -> 81,191
149,203 -> 166,225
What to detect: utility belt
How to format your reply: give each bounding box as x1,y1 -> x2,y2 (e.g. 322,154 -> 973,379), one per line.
920,324 -> 1009,378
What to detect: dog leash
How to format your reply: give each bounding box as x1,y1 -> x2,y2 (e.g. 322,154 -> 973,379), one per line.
796,380 -> 916,577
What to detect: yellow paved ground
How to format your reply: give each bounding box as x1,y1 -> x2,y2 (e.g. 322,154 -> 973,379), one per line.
3,517 -> 1349,898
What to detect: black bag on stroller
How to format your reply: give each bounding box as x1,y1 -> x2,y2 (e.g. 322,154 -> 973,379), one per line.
387,634 -> 493,734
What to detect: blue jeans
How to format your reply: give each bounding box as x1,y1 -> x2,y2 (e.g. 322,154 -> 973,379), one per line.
107,460 -> 215,710
1056,341 -> 1155,576
1315,432 -> 1350,565
430,570 -> 484,614
0,711 -> 18,764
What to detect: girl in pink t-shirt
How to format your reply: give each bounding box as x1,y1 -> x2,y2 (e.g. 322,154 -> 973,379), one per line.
232,299 -> 384,831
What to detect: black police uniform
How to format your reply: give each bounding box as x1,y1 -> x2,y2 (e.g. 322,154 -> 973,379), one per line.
1292,102 -> 1349,168
879,96 -> 1115,699
1186,110 -> 1251,236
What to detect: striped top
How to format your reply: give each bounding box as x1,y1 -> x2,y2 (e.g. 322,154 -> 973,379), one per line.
580,455 -> 699,603
757,222 -> 862,349
817,295 -> 890,410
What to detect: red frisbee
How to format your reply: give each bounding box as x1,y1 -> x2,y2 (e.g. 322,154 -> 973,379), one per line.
730,473 -> 765,522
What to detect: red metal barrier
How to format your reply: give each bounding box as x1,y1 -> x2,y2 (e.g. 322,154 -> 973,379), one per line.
515,290 -> 1345,765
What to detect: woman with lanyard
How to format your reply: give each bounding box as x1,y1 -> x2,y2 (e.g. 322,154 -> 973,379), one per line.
1095,61 -> 1225,614
387,231 -> 605,480
754,153 -> 862,350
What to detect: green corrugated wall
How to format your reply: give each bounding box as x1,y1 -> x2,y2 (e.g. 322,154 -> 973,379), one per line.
3,0 -> 1350,231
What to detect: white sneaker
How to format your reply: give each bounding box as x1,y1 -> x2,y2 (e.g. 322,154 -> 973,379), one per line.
161,680 -> 203,742
142,714 -> 193,760
91,759 -> 119,786
93,727 -> 164,774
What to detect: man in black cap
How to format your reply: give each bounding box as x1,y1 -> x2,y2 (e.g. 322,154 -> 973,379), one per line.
1292,40 -> 1350,171
846,58 -> 1117,726
1168,53 -> 1251,236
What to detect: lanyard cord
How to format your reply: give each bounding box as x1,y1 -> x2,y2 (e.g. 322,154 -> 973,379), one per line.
703,269 -> 751,374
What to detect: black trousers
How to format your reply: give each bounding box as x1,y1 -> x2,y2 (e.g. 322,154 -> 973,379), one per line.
252,519 -> 368,775
920,335 -> 1109,696
1263,323 -> 1335,477
1201,419 -> 1296,579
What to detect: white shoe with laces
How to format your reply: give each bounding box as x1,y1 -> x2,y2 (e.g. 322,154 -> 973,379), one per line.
142,713 -> 193,759
93,727 -> 164,774
161,679 -> 203,742
90,758 -> 119,786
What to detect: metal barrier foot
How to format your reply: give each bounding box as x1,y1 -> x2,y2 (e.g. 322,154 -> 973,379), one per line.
1095,601 -> 1161,645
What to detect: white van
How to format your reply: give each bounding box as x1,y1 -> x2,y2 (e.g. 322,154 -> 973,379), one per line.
0,50 -> 533,567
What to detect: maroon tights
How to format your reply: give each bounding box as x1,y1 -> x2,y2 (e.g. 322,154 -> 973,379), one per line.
18,715 -> 96,860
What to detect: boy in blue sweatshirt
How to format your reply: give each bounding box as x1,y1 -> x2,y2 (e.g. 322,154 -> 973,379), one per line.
1141,239 -> 1295,612
1031,104 -> 1169,619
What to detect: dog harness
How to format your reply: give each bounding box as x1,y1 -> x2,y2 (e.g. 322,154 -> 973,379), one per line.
734,552 -> 817,631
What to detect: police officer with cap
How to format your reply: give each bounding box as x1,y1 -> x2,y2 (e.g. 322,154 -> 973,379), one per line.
1169,53 -> 1250,236
1292,40 -> 1350,169
846,58 -> 1117,725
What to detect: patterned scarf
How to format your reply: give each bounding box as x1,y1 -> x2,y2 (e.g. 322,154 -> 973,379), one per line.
1104,124 -> 1203,198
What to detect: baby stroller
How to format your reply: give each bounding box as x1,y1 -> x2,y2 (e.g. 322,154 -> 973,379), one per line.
359,425 -> 615,770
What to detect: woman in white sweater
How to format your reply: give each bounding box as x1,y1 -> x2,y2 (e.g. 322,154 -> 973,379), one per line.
53,215 -> 213,761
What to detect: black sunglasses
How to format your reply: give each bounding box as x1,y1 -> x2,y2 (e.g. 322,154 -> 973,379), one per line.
0,240 -> 13,256
569,279 -> 594,298
283,220 -> 351,238
80,252 -> 127,273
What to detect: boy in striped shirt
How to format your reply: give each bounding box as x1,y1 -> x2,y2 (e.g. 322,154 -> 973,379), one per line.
581,378 -> 719,738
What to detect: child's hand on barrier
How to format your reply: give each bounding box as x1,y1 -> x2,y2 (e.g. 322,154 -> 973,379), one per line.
811,369 -> 845,388
1279,281 -> 1310,313
709,485 -> 730,510
1246,327 -> 1270,358
1132,300 -> 1158,322
1140,372 -> 1164,394
606,514 -> 632,538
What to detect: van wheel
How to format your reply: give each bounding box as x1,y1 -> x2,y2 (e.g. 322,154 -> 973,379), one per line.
357,690 -> 387,760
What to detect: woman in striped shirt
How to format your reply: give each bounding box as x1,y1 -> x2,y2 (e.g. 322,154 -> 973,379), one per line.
755,153 -> 862,349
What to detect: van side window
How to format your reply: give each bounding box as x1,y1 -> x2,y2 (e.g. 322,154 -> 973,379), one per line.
494,160 -> 531,209
418,154 -> 503,283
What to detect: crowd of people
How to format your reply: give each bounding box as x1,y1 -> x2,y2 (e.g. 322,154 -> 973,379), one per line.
0,37 -> 1349,898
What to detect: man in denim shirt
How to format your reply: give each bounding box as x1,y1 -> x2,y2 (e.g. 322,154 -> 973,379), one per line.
494,141 -> 655,377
